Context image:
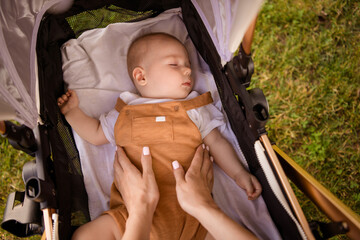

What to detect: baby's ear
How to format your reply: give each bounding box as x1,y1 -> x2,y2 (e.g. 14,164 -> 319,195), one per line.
133,67 -> 147,86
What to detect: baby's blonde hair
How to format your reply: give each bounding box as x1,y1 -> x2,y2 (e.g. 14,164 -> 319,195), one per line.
127,33 -> 184,81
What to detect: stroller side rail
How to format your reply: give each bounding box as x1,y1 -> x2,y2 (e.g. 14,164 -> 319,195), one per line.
260,135 -> 315,240
42,208 -> 57,240
274,145 -> 360,239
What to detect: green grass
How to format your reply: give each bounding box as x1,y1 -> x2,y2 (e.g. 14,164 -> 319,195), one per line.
252,0 -> 359,238
0,138 -> 39,240
1,0 -> 359,239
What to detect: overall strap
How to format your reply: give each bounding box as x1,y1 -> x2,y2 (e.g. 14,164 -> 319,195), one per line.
115,98 -> 127,112
181,92 -> 213,111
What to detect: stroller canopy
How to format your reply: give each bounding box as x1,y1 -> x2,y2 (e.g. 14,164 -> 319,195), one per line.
0,0 -> 263,129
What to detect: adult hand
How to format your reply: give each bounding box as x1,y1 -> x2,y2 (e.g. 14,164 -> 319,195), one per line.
113,146 -> 159,216
172,145 -> 258,240
72,146 -> 159,240
172,144 -> 215,217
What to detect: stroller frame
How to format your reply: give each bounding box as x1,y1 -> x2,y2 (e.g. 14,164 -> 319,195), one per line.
1,0 -> 360,239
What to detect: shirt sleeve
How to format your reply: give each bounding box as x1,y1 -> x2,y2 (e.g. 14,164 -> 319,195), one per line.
99,108 -> 119,146
187,103 -> 226,139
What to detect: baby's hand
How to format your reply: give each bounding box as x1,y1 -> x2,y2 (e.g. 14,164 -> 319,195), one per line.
57,89 -> 79,115
235,172 -> 262,200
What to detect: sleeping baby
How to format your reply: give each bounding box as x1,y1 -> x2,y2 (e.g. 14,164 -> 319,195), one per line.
58,32 -> 262,239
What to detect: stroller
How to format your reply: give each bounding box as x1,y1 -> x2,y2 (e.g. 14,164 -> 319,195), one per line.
1,0 -> 359,239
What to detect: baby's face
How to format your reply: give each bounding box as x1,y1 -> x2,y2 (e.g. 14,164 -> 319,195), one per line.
141,37 -> 193,99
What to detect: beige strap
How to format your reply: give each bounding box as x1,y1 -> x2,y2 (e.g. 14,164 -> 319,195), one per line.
181,92 -> 213,111
114,98 -> 127,112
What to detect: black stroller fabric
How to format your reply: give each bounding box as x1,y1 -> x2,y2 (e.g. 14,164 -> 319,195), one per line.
182,1 -> 302,239
34,0 -> 303,239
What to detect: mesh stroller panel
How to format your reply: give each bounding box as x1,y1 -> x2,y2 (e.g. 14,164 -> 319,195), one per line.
66,5 -> 155,38
36,14 -> 89,239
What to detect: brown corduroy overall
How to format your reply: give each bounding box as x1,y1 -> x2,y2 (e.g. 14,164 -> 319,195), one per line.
104,92 -> 213,239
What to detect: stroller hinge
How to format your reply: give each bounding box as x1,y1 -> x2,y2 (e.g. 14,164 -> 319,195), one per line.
1,121 -> 37,156
225,45 -> 254,89
224,53 -> 269,138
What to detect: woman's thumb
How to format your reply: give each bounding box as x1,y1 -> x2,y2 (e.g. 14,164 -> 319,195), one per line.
172,160 -> 185,184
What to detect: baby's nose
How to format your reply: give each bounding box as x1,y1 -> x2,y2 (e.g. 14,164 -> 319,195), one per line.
183,66 -> 191,76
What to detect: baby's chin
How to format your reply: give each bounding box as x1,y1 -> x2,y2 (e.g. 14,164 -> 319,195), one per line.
148,88 -> 193,99
167,93 -> 190,99
177,89 -> 193,99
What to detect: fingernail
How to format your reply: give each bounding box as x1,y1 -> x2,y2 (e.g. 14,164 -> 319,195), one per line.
202,144 -> 205,149
206,145 -> 210,151
143,146 -> 150,155
172,160 -> 179,170
210,156 -> 214,162
116,146 -> 119,151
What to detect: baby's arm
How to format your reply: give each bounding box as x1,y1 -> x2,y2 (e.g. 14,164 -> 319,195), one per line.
57,90 -> 109,146
204,128 -> 262,200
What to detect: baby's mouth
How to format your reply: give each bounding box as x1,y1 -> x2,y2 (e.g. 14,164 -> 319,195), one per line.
182,81 -> 192,87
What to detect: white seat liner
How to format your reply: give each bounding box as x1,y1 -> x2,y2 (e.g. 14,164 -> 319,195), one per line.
61,8 -> 281,240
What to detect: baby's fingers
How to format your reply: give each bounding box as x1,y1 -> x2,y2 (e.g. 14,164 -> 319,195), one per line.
67,89 -> 78,98
57,94 -> 69,106
248,176 -> 262,200
60,94 -> 69,102
57,98 -> 64,106
245,183 -> 255,200
248,190 -> 261,200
